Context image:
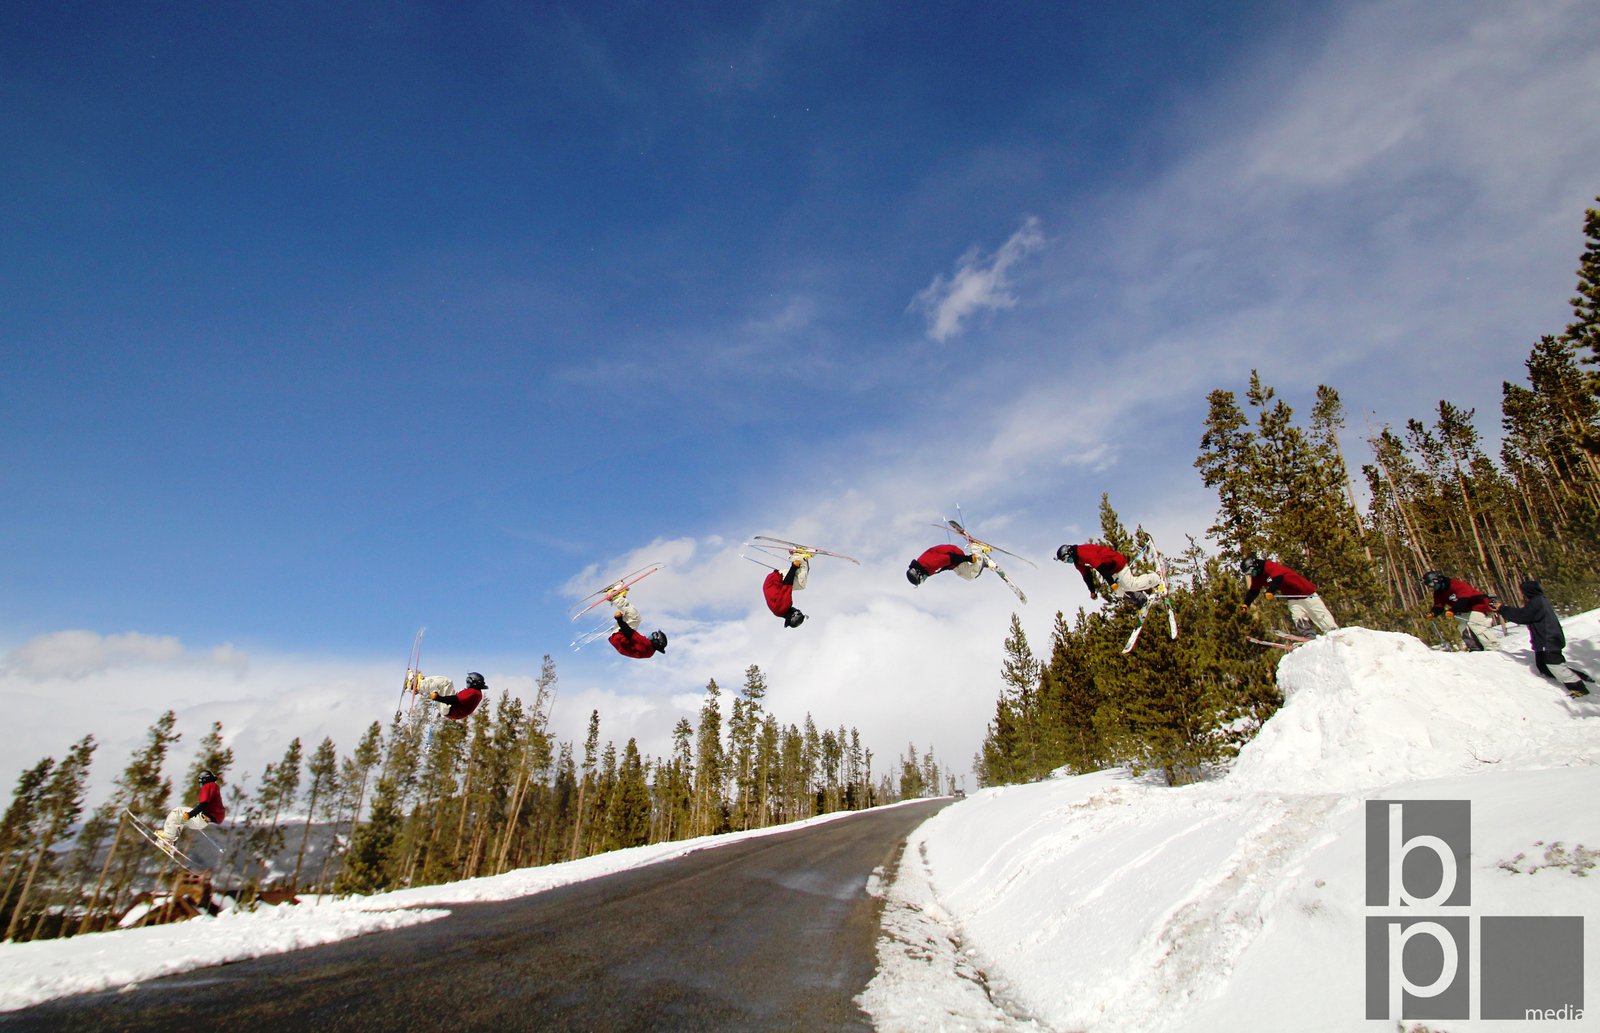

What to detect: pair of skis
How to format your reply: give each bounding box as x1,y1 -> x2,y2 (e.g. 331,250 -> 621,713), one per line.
1248,630 -> 1313,652
568,563 -> 664,650
936,515 -> 1032,604
744,535 -> 860,567
125,809 -> 200,872
1120,543 -> 1177,654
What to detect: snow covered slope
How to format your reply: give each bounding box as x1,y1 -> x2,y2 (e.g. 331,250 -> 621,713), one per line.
863,618 -> 1600,1032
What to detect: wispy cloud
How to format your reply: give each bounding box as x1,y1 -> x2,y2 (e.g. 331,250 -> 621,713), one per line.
910,217 -> 1047,343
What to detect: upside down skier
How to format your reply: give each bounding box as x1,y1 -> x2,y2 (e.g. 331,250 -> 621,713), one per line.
1238,555 -> 1338,636
1496,579 -> 1592,698
428,671 -> 487,720
905,543 -> 994,587
1422,570 -> 1501,651
609,595 -> 669,659
1055,543 -> 1161,606
763,552 -> 810,628
157,769 -> 225,849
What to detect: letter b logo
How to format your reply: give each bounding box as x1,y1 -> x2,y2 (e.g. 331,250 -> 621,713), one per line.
1365,800 -> 1471,908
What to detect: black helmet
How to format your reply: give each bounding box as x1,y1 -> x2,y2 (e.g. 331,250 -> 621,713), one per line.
906,563 -> 926,586
1240,555 -> 1265,577
649,630 -> 668,653
1422,571 -> 1448,591
198,770 -> 217,785
784,608 -> 806,629
466,672 -> 487,690
1056,544 -> 1077,563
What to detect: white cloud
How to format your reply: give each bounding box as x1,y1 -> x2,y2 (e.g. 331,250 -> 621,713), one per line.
911,216 -> 1046,342
0,630 -> 242,681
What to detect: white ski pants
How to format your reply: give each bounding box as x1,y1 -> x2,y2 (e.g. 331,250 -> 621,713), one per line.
953,554 -> 994,580
789,556 -> 810,591
614,596 -> 643,632
1286,594 -> 1338,634
1454,609 -> 1501,651
161,809 -> 210,842
1111,569 -> 1161,597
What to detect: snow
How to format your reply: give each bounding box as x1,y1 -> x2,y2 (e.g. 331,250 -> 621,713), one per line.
860,616 -> 1600,1032
3,617 -> 1597,1031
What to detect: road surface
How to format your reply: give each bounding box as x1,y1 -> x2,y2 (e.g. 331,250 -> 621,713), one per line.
1,799 -> 950,1032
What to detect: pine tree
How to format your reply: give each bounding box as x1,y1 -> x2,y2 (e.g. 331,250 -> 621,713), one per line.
606,739 -> 651,849
4,736 -> 94,941
291,737 -> 338,893
693,682 -> 725,836
80,711 -> 179,933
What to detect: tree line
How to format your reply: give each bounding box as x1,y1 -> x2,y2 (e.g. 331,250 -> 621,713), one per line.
0,658 -> 948,942
978,196 -> 1600,788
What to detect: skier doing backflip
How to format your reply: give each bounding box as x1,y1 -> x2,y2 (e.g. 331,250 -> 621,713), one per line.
1056,543 -> 1161,606
429,671 -> 487,720
1422,570 -> 1500,651
158,769 -> 225,849
764,552 -> 810,628
1238,556 -> 1338,636
1496,580 -> 1592,698
609,595 -> 669,659
905,543 -> 994,587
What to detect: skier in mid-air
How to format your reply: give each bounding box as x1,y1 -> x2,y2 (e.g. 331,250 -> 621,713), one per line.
157,769 -> 225,849
609,595 -> 669,658
1422,570 -> 1501,651
906,543 -> 994,587
429,671 -> 488,720
1238,555 -> 1338,636
1056,543 -> 1161,605
1496,579 -> 1592,697
763,552 -> 810,628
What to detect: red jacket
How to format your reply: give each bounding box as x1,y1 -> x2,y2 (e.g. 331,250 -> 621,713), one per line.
1070,544 -> 1127,594
763,569 -> 794,617
609,629 -> 659,659
1245,560 -> 1317,603
913,544 -> 968,575
194,781 -> 225,824
1433,579 -> 1494,615
442,686 -> 483,721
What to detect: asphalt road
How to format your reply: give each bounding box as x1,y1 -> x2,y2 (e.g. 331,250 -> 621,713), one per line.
2,798 -> 949,1033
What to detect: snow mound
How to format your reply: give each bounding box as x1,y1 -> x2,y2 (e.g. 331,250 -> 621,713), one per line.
1229,626 -> 1599,792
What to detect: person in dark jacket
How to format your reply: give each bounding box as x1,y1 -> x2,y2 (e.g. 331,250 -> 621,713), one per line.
1497,580 -> 1592,698
158,769 -> 225,846
430,671 -> 488,719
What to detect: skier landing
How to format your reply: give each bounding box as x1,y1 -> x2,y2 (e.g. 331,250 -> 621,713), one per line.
158,769 -> 225,849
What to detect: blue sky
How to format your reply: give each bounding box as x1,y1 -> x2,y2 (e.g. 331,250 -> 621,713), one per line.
4,1 -> 1599,798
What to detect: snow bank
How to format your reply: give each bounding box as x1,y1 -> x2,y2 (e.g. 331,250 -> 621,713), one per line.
1231,625 -> 1600,791
865,616 -> 1600,1032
